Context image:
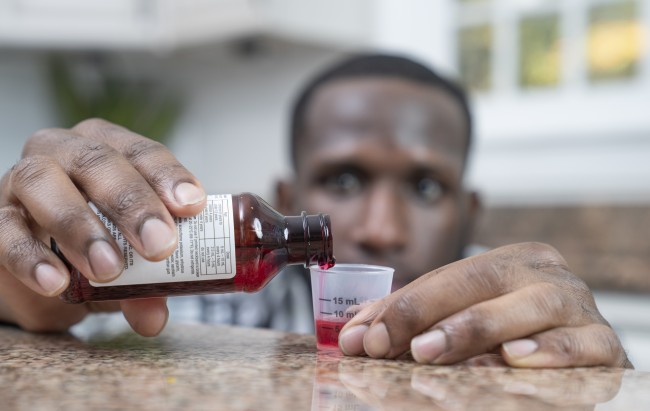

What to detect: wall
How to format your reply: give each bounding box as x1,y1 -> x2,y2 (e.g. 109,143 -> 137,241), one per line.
0,51 -> 56,172
0,41 -> 344,202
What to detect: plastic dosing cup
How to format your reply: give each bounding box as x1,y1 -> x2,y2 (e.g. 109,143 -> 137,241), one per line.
310,264 -> 394,350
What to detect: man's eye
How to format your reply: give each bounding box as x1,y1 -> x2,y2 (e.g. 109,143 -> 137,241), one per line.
415,177 -> 443,203
324,172 -> 362,196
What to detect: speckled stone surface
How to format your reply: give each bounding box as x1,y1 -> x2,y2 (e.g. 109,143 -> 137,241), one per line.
1,323 -> 649,411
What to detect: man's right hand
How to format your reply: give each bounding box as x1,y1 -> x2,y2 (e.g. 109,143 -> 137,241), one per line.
0,119 -> 206,336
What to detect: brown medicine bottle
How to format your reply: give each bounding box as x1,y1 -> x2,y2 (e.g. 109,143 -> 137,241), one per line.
56,193 -> 334,304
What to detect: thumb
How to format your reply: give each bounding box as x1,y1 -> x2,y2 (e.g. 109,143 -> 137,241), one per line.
120,297 -> 169,337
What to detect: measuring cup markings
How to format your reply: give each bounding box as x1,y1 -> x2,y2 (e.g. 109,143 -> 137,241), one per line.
318,297 -> 360,317
311,264 -> 394,350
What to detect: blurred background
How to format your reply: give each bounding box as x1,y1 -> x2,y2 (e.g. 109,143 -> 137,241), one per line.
1,0 -> 649,369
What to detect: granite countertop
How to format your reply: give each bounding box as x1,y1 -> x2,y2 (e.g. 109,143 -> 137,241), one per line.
1,323 -> 649,411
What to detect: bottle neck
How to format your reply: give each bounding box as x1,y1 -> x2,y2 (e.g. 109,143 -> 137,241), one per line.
285,212 -> 335,268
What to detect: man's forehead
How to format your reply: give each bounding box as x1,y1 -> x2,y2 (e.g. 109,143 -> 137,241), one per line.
300,77 -> 468,163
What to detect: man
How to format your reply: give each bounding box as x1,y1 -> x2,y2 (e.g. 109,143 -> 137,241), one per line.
0,54 -> 631,368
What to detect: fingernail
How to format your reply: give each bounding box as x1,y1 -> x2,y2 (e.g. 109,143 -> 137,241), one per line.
35,263 -> 68,295
363,322 -> 391,358
502,339 -> 539,359
140,218 -> 177,258
411,329 -> 447,364
174,182 -> 205,206
339,324 -> 368,356
88,240 -> 123,281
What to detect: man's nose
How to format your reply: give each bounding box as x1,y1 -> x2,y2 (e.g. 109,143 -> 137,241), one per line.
352,183 -> 408,254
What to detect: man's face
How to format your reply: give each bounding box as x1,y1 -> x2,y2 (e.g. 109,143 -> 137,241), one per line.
288,77 -> 476,289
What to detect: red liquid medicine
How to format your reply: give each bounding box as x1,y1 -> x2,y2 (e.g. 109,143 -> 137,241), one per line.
315,319 -> 346,349
55,193 -> 334,303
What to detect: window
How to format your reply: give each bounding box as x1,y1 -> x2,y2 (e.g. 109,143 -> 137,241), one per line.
458,24 -> 493,91
519,14 -> 561,88
588,1 -> 641,82
455,0 -> 643,93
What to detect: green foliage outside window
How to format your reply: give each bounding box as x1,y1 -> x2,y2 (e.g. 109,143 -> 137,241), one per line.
458,24 -> 493,92
588,1 -> 640,82
47,55 -> 182,143
519,14 -> 561,88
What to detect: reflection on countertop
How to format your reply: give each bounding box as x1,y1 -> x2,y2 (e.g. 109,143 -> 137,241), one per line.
1,322 -> 649,411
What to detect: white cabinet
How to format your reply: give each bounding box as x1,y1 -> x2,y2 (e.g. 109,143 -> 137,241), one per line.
0,0 -> 260,51
0,0 -> 453,64
257,0 -> 454,71
257,0 -> 375,48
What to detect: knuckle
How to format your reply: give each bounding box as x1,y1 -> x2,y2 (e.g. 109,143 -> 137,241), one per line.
51,205 -> 95,234
384,293 -> 425,332
69,141 -> 116,175
72,118 -> 114,135
10,156 -> 53,192
0,206 -> 19,231
444,308 -> 495,344
110,185 -> 152,218
594,324 -> 628,367
147,163 -> 187,191
24,127 -> 65,153
520,242 -> 569,270
533,280 -> 599,327
477,260 -> 503,292
34,204 -> 111,255
122,139 -> 166,164
551,329 -> 580,362
494,242 -> 581,290
0,208 -> 24,262
530,282 -> 574,320
73,118 -> 133,147
465,256 -> 503,294
2,235 -> 41,272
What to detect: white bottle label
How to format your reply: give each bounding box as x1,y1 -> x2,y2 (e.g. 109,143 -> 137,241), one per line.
90,194 -> 237,287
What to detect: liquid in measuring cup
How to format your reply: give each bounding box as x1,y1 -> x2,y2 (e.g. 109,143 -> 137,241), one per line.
315,320 -> 344,348
310,264 -> 394,350
314,296 -> 360,349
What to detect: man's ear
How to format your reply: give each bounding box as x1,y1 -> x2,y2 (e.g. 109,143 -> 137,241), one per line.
274,178 -> 297,216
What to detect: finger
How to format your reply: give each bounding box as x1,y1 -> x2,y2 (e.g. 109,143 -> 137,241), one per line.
8,156 -> 124,282
70,119 -> 206,217
338,297 -> 388,355
410,282 -> 577,364
120,297 -> 168,337
501,323 -> 631,368
345,256 -> 503,359
86,300 -> 122,312
347,244 -> 585,360
24,127 -> 179,261
0,204 -> 70,296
